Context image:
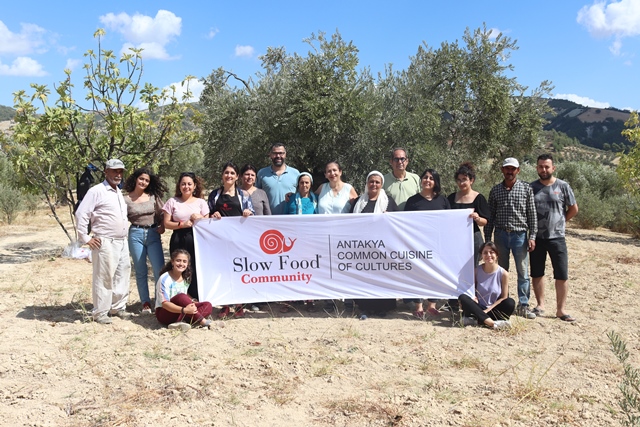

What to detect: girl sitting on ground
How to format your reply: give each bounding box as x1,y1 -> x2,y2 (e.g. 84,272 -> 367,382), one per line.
155,249 -> 213,331
458,242 -> 515,330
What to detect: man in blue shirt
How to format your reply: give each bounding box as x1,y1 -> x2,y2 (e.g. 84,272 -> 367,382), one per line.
256,143 -> 300,215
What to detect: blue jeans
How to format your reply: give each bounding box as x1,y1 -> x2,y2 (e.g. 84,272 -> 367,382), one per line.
128,226 -> 165,304
494,229 -> 530,306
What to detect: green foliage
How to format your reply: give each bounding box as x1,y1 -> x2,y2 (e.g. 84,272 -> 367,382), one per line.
2,29 -> 200,241
553,161 -> 624,230
619,112 -> 640,196
199,26 -> 552,188
608,330 -> 640,426
610,196 -> 640,238
0,186 -> 23,224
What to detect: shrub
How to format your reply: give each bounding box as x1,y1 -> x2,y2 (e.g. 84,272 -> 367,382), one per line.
572,189 -> 615,229
610,196 -> 640,238
0,186 -> 23,224
608,331 -> 640,426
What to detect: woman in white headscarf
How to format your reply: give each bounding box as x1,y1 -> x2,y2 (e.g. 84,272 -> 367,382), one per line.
351,171 -> 398,214
351,171 -> 398,317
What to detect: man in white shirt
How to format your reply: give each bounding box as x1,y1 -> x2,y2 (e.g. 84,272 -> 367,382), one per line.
75,159 -> 132,324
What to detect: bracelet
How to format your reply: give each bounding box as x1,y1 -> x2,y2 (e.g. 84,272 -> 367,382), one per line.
181,307 -> 185,314
178,221 -> 182,228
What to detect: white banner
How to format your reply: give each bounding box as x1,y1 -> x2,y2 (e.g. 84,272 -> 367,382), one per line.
193,210 -> 475,306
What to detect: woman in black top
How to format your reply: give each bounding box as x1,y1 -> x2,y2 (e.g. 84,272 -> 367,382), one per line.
208,162 -> 254,318
404,168 -> 450,318
447,162 -> 489,266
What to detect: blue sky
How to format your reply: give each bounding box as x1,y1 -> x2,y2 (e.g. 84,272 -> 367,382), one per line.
1,0 -> 639,111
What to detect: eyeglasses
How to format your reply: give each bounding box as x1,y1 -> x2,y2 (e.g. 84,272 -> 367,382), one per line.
392,157 -> 407,163
179,172 -> 196,179
422,175 -> 435,181
271,152 -> 286,157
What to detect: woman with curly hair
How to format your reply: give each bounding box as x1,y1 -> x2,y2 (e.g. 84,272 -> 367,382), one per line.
123,168 -> 168,314
162,172 -> 209,301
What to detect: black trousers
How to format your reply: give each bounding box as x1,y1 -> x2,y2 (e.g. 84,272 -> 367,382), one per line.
458,294 -> 515,325
170,228 -> 199,300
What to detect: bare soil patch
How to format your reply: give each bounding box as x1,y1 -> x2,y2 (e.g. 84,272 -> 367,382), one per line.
0,209 -> 638,426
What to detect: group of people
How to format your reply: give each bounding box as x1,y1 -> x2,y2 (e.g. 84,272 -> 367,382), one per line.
74,143 -> 578,331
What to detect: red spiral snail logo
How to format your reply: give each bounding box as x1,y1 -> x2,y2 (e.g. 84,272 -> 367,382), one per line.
259,230 -> 297,254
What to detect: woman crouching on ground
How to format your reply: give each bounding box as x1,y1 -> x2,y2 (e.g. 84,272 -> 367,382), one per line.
155,249 -> 213,331
458,242 -> 515,330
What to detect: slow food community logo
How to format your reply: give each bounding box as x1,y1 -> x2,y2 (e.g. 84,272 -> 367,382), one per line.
259,229 -> 297,254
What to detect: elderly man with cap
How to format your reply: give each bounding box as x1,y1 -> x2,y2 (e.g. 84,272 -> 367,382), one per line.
484,157 -> 538,319
75,159 -> 132,324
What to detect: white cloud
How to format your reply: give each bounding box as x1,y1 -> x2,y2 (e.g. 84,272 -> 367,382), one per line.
554,93 -> 611,108
609,38 -> 623,54
207,28 -> 219,39
577,0 -> 640,54
488,27 -> 502,40
65,58 -> 82,70
0,57 -> 47,76
99,10 -> 181,60
235,45 -> 255,58
136,78 -> 204,109
165,79 -> 204,103
0,21 -> 47,55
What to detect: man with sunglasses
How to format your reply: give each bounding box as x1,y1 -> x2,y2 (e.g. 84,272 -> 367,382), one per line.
256,143 -> 300,215
383,148 -> 421,210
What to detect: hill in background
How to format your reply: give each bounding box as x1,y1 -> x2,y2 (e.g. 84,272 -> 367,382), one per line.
0,105 -> 15,122
544,99 -> 631,151
0,99 -> 635,153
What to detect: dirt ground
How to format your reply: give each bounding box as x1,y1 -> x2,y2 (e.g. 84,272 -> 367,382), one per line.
0,208 -> 639,427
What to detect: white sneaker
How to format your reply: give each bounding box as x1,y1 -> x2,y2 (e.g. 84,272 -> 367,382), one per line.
462,316 -> 477,326
493,320 -> 512,330
110,310 -> 133,319
141,302 -> 153,315
250,304 -> 260,312
168,322 -> 191,332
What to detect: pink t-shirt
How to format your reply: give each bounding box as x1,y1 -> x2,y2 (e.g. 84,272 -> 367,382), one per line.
162,197 -> 209,222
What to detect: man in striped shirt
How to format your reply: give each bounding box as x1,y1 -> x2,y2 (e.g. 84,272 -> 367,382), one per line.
484,158 -> 538,319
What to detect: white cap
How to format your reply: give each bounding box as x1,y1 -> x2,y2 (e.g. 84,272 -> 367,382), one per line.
105,159 -> 125,170
502,157 -> 519,168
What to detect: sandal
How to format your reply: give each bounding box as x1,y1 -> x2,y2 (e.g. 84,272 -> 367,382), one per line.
558,314 -> 576,322
306,301 -> 316,313
233,305 -> 245,318
426,307 -> 441,317
217,306 -> 230,319
413,310 -> 425,319
279,304 -> 290,313
532,306 -> 545,316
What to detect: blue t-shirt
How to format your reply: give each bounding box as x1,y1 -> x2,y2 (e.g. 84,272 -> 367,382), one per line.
286,194 -> 317,215
256,165 -> 300,215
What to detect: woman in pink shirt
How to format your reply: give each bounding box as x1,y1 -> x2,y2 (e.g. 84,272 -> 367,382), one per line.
162,172 -> 209,300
